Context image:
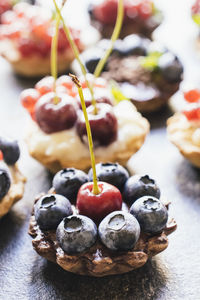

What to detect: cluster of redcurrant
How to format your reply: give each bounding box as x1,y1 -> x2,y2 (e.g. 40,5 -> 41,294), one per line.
0,2 -> 81,57
182,89 -> 200,121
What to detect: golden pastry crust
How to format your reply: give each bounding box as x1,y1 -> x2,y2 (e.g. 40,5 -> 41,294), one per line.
29,199 -> 176,277
0,40 -> 76,77
0,164 -> 26,218
25,101 -> 150,173
167,113 -> 200,168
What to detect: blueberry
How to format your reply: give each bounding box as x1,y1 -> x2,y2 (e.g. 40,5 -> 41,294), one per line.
123,175 -> 160,205
88,162 -> 129,191
52,168 -> 89,202
158,52 -> 183,83
83,47 -> 106,73
99,211 -> 140,251
0,137 -> 20,165
34,194 -> 72,230
0,168 -> 11,200
130,196 -> 168,234
114,35 -> 149,56
56,215 -> 97,254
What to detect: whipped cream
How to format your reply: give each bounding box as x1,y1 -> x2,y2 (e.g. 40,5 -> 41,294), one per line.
26,101 -> 149,164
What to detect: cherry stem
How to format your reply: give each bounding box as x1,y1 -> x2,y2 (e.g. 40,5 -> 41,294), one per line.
70,74 -> 100,195
93,0 -> 124,78
52,0 -> 97,114
51,11 -> 61,104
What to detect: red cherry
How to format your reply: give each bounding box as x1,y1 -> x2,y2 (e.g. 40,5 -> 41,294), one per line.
77,181 -> 122,222
183,108 -> 200,121
35,76 -> 54,95
20,88 -> 40,111
93,0 -> 119,25
76,103 -> 118,146
35,92 -> 78,134
183,89 -> 200,103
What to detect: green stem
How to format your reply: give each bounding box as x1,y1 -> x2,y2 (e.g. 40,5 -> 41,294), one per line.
70,74 -> 100,195
52,0 -> 97,113
94,0 -> 124,78
51,12 -> 61,103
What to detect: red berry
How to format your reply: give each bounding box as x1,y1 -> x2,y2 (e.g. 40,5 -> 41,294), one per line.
183,108 -> 200,121
192,0 -> 200,15
93,0 -> 118,25
20,88 -> 40,111
18,38 -> 37,57
0,150 -> 3,161
77,181 -> 122,222
76,103 -> 118,146
35,76 -> 54,95
35,92 -> 78,134
137,1 -> 153,20
56,75 -> 74,90
184,89 -> 200,103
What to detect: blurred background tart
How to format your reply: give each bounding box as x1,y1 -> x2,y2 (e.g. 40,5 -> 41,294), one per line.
73,35 -> 184,114
0,2 -> 89,77
88,0 -> 162,39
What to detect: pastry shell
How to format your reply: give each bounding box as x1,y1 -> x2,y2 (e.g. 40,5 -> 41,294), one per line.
29,197 -> 176,277
0,164 -> 26,218
167,113 -> 200,168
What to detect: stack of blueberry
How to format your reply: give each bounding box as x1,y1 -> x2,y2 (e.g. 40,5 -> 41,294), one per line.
0,137 -> 20,200
34,162 -> 168,254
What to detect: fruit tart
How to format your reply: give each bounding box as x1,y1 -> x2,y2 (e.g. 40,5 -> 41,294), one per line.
88,0 -> 162,39
73,35 -> 184,113
0,2 -> 86,77
21,74 -> 149,172
29,84 -> 176,276
167,87 -> 200,168
0,137 -> 26,218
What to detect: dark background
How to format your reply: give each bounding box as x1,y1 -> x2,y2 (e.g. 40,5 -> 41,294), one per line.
0,1 -> 200,299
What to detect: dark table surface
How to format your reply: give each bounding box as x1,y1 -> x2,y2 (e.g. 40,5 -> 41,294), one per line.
0,1 -> 200,300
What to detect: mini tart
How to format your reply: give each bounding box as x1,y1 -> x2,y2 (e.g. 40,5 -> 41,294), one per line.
73,37 -> 183,114
167,113 -> 200,168
26,100 -> 149,173
89,2 -> 162,39
29,196 -> 176,277
0,163 -> 26,218
0,40 -> 76,77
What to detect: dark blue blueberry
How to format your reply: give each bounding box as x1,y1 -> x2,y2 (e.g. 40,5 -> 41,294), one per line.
83,47 -> 106,74
130,196 -> 168,234
88,162 -> 129,191
123,175 -> 160,205
52,168 -> 88,202
99,211 -> 140,251
0,168 -> 11,200
158,52 -> 183,83
34,194 -> 72,230
0,137 -> 20,165
114,35 -> 149,56
56,215 -> 97,254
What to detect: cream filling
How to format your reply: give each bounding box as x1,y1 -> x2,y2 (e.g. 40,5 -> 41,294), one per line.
26,101 -> 149,163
